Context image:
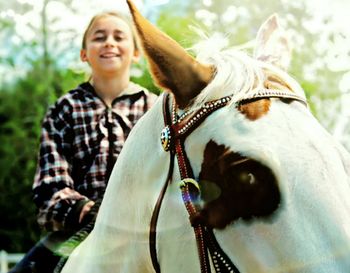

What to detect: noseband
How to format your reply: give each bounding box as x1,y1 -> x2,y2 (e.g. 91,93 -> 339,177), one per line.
150,93 -> 240,273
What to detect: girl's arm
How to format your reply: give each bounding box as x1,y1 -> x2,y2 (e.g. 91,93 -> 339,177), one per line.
32,99 -> 90,232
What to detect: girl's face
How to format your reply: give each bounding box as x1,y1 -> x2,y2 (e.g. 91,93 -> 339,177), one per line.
80,16 -> 139,77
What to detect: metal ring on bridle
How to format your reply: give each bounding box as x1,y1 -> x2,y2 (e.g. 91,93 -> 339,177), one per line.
179,178 -> 201,193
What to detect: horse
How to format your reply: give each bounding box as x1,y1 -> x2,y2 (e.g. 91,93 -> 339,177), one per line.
61,1 -> 350,272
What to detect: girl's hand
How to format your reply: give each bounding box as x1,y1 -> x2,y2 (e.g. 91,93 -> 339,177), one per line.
79,200 -> 95,223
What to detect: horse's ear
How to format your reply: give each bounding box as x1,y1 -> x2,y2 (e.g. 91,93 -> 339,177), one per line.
254,14 -> 291,71
126,0 -> 213,108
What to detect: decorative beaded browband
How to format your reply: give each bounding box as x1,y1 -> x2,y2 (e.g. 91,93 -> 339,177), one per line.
239,88 -> 307,105
160,95 -> 232,152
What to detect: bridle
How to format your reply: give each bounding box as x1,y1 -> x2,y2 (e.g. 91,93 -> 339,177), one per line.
149,90 -> 307,273
150,93 -> 240,273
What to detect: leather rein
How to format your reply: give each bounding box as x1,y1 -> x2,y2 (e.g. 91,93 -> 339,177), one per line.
149,91 -> 307,273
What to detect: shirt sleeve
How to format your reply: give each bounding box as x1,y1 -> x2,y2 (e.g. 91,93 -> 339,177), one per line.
32,99 -> 88,232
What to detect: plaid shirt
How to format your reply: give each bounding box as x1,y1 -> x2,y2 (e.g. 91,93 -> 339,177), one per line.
33,81 -> 158,231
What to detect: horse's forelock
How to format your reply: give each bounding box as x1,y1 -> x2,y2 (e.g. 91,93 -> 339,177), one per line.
189,39 -> 306,110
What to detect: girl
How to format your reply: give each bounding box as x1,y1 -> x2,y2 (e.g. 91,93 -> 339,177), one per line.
10,11 -> 157,273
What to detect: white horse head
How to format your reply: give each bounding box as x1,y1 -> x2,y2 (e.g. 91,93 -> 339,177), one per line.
61,1 -> 350,272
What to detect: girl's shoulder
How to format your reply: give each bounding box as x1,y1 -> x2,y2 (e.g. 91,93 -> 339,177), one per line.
125,81 -> 158,102
64,82 -> 96,103
46,82 -> 97,117
55,82 -> 97,105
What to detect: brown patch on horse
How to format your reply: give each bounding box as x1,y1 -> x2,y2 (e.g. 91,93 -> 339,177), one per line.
238,72 -> 297,120
238,98 -> 271,121
192,140 -> 280,229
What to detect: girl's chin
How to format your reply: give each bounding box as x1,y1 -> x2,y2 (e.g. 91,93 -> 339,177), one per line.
91,61 -> 132,75
97,66 -> 129,76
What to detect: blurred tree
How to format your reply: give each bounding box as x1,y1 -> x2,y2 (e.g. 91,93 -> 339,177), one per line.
0,60 -> 85,252
155,0 -> 346,129
0,0 -> 86,252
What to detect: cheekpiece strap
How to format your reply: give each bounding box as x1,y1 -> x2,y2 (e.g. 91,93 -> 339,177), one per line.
160,93 -> 241,273
161,94 -> 232,152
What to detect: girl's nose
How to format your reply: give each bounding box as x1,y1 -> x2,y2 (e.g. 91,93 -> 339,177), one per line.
105,35 -> 116,47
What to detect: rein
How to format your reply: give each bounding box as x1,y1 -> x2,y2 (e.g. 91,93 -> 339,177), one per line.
149,93 -> 240,273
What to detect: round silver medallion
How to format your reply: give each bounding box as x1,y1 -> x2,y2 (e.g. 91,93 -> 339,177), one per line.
160,126 -> 172,152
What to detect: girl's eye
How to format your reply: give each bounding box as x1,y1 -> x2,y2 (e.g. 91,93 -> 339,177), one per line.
93,36 -> 105,41
114,36 -> 124,42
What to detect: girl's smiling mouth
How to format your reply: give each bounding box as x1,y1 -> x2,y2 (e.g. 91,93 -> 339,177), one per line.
100,52 -> 120,58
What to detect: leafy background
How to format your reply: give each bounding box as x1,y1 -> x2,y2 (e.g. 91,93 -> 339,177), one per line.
0,0 -> 349,253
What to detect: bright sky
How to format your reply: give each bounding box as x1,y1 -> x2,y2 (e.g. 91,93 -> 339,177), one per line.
2,0 -> 349,50
308,0 -> 350,28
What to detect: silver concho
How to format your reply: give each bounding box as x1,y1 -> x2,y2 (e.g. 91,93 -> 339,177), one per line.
160,126 -> 172,152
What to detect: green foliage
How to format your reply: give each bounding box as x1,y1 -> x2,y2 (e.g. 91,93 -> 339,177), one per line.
156,11 -> 198,49
0,59 -> 85,252
131,60 -> 161,95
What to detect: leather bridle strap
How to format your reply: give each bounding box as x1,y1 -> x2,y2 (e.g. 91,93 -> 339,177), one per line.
149,149 -> 175,273
172,94 -> 240,273
149,93 -> 175,273
150,93 -> 240,273
175,127 -> 240,273
174,136 -> 211,273
179,178 -> 241,273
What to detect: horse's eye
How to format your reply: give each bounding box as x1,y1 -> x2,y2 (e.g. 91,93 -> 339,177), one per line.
238,172 -> 256,185
247,173 -> 256,184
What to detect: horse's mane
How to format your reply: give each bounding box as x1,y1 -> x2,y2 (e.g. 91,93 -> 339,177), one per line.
188,34 -> 306,110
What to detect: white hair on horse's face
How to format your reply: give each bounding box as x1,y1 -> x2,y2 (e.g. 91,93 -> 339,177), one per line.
189,35 -> 306,109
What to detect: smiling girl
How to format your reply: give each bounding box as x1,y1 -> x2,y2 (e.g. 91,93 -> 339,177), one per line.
10,11 -> 157,273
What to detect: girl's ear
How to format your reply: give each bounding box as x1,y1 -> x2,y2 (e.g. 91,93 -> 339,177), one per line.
254,14 -> 291,71
80,49 -> 88,62
132,49 -> 141,63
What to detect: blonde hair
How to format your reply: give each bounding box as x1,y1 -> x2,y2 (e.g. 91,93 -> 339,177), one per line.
81,11 -> 139,51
